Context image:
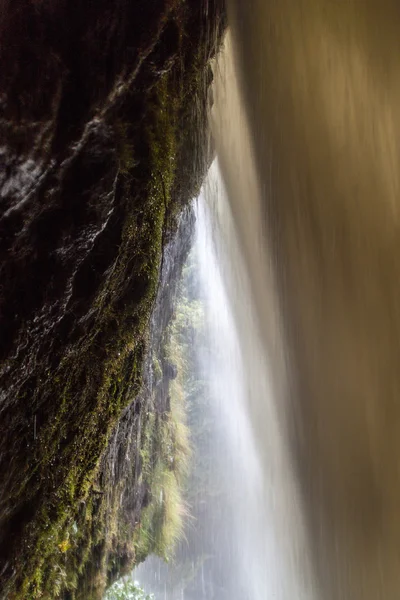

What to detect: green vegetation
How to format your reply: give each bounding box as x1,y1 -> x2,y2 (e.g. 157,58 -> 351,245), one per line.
133,297 -> 192,563
104,254 -> 203,599
128,249 -> 231,599
104,578 -> 152,600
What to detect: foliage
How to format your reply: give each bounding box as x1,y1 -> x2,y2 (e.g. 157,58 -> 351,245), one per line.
104,578 -> 153,600
109,253 -> 201,598
132,311 -> 192,563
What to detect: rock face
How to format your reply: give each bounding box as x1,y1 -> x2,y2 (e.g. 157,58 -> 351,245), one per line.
0,1 -> 225,598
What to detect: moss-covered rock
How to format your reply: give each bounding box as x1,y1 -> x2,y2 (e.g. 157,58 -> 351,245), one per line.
0,1 -> 226,598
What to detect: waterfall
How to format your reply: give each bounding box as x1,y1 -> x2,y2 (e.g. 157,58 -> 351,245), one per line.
195,161 -> 315,600
217,2 -> 400,598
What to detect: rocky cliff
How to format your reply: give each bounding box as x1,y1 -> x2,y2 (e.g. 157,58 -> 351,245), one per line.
0,1 -> 225,597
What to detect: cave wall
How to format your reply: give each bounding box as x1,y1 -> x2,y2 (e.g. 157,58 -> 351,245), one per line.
0,1 -> 225,598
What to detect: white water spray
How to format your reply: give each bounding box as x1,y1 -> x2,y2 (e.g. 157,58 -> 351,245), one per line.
195,159 -> 315,600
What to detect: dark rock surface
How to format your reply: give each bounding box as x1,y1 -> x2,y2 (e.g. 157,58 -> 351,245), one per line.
0,1 -> 225,597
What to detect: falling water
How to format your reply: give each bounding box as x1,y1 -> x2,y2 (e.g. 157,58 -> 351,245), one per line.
216,2 -> 400,598
195,161 -> 315,600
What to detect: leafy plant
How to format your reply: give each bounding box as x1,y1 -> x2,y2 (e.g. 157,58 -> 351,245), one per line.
104,577 -> 153,600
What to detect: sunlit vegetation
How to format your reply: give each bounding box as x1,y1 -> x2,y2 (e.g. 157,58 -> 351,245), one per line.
129,249 -> 231,599
105,253 -> 205,599
104,578 -> 152,600
132,291 -> 192,563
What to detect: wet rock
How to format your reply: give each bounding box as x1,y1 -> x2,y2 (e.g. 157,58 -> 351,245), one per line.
0,0 -> 226,598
